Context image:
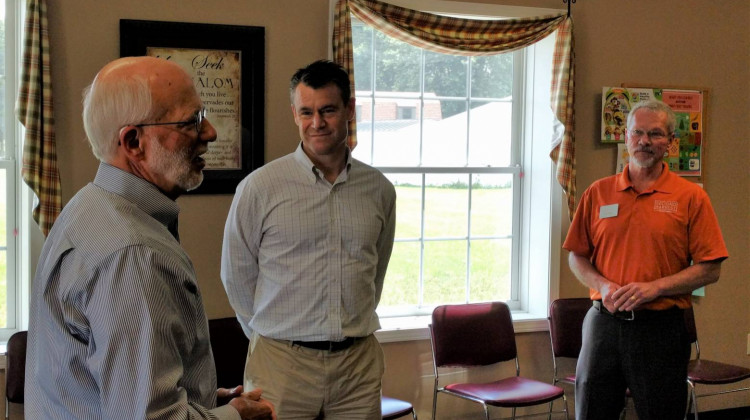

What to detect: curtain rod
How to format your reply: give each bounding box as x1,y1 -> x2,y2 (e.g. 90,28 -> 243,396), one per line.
563,0 -> 576,17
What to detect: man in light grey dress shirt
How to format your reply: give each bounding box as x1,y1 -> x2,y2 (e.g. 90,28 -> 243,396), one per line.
25,57 -> 275,420
222,60 -> 396,419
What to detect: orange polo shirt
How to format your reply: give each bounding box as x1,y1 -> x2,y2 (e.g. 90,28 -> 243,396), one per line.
563,164 -> 728,310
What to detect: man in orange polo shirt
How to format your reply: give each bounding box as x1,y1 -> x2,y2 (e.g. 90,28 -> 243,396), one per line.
563,99 -> 728,420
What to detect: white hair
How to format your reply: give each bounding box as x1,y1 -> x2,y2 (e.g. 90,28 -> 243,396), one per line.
627,99 -> 676,134
81,74 -> 155,161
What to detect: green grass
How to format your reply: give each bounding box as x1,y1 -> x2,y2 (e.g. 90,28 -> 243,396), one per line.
380,185 -> 512,309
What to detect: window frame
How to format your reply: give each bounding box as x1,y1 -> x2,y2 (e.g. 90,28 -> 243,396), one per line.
330,0 -> 566,342
1,0 -> 30,341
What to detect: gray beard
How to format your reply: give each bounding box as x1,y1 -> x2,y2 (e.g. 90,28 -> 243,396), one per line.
150,139 -> 204,192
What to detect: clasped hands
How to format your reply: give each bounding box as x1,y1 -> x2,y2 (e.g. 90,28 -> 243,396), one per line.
218,386 -> 276,420
601,281 -> 659,313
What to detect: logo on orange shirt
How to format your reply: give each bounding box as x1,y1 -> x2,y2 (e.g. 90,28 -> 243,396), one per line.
654,200 -> 678,213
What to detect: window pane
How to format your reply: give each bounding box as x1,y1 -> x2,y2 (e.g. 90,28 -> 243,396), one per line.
388,174 -> 423,239
468,100 -> 512,166
0,168 -> 6,328
469,239 -> 511,301
370,108 -> 420,166
423,240 -> 467,305
471,54 -> 513,99
422,101 -> 467,167
374,31 -> 420,92
470,174 -> 513,237
424,51 -> 467,98
352,22 -> 373,92
0,10 -> 5,160
424,174 -> 468,238
380,241 -> 420,307
354,112 -> 372,164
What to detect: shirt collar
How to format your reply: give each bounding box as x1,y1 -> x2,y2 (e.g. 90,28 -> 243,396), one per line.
93,162 -> 180,229
292,142 -> 352,184
618,162 -> 674,193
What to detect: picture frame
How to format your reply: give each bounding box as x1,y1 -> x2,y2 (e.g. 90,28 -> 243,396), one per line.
120,19 -> 265,194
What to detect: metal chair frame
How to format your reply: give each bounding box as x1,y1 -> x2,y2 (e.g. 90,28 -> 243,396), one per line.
547,298 -> 630,419
684,307 -> 750,420
430,302 -> 568,420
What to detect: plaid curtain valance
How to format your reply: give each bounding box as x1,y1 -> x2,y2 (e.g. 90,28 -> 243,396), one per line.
333,0 -> 577,217
17,0 -> 61,236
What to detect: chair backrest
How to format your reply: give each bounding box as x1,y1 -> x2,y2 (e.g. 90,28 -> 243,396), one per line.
683,306 -> 698,344
430,301 -> 516,367
208,317 -> 250,389
6,330 -> 28,404
683,305 -> 700,359
548,298 -> 591,358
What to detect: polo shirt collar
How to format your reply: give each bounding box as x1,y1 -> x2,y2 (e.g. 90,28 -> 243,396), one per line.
618,162 -> 674,194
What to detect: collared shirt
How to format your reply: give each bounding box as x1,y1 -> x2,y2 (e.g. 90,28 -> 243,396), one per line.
26,163 -> 239,420
221,143 -> 396,341
563,163 -> 728,310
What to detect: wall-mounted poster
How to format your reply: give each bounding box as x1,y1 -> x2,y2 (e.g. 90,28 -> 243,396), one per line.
603,86 -> 705,178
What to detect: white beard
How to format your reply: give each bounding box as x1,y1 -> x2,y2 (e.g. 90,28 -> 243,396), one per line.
150,138 -> 204,192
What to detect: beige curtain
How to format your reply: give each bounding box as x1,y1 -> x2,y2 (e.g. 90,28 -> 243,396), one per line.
333,0 -> 577,217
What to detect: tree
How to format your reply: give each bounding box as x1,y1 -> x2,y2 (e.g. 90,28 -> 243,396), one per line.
352,19 -> 513,119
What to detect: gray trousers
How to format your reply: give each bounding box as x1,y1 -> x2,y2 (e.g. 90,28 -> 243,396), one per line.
575,305 -> 690,420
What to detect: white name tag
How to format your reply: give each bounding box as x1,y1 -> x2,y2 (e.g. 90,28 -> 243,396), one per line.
599,204 -> 619,219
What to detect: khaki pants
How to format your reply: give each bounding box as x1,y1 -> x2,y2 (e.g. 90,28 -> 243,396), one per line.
245,334 -> 384,420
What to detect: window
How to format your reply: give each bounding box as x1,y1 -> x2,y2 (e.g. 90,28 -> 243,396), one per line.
0,0 -> 28,340
338,1 -> 564,340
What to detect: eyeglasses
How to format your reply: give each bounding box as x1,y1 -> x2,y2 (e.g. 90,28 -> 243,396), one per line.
628,129 -> 670,141
135,108 -> 206,135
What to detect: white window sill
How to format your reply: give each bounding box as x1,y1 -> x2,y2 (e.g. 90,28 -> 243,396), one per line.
374,312 -> 549,343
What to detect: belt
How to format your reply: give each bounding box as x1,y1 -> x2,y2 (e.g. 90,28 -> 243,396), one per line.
292,337 -> 359,352
592,300 -> 682,322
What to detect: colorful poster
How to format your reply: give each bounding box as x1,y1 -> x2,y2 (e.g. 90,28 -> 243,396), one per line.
603,86 -> 703,177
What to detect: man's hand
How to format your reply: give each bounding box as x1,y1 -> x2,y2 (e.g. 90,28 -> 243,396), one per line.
217,386 -> 243,407
611,282 -> 660,311
227,387 -> 276,420
599,282 -> 621,313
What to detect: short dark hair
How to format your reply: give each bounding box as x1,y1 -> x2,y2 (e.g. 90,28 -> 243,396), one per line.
289,60 -> 351,105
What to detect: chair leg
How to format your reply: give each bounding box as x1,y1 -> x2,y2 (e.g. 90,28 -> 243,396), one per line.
684,383 -> 693,420
432,386 -> 438,420
691,387 -> 699,420
548,400 -> 554,420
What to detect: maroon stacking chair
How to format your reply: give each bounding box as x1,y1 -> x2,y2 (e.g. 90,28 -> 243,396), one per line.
548,298 -> 591,389
547,298 -> 631,418
6,330 -> 27,405
208,317 -> 251,407
430,302 -> 568,420
381,395 -> 417,419
684,306 -> 750,419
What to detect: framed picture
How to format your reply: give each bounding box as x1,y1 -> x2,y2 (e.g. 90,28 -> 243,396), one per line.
120,19 -> 265,194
